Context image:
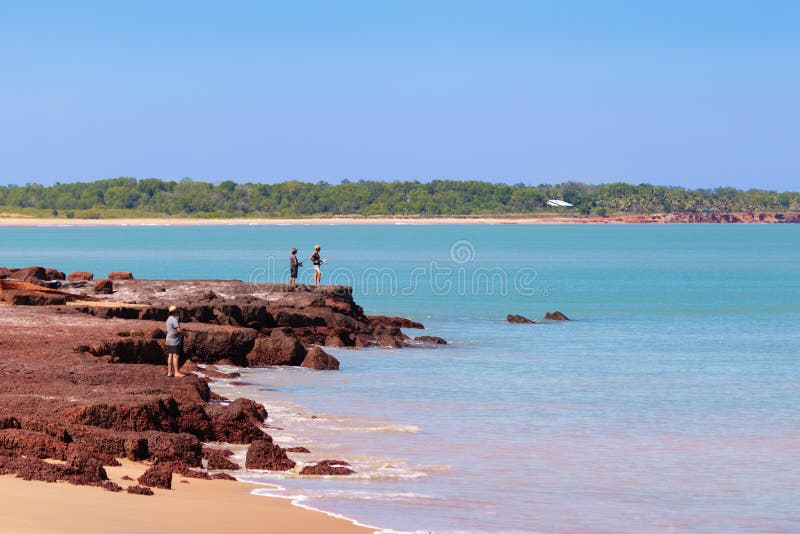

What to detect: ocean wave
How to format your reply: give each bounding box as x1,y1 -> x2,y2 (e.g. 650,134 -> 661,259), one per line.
252,487 -> 437,503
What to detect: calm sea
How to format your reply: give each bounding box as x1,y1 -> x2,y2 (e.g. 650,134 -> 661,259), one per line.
2,223 -> 799,533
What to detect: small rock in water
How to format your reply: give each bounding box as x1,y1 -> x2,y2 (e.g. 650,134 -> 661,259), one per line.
507,314 -> 537,324
413,335 -> 447,345
300,460 -> 355,476
545,311 -> 570,321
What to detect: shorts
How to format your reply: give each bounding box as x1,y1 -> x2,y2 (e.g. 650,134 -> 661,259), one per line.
314,265 -> 321,272
290,266 -> 299,278
165,344 -> 182,356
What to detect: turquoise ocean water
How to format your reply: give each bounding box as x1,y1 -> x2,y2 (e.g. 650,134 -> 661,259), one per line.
2,224 -> 799,533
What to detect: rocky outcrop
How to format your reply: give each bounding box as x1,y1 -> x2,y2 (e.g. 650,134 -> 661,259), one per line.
545,311 -> 570,321
108,271 -> 134,280
300,460 -> 355,476
367,316 -> 425,329
507,314 -> 537,324
5,266 -> 66,285
582,212 -> 800,224
0,269 -> 442,492
245,438 -> 296,471
1,290 -> 67,306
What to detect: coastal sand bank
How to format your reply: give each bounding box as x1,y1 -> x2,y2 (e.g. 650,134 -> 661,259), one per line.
0,460 -> 372,534
1,212 -> 796,226
0,216 -> 576,225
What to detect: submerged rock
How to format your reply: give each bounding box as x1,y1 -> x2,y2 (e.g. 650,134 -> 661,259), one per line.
507,314 -> 537,324
545,311 -> 570,321
413,335 -> 447,345
299,460 -> 355,476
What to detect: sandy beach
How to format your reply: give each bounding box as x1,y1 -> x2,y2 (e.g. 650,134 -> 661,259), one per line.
1,212 -> 796,226
0,460 -> 372,534
0,215 -> 579,226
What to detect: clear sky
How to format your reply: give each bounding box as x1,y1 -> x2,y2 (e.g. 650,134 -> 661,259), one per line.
1,0 -> 798,190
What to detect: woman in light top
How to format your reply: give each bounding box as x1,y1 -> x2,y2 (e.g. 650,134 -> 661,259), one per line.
310,244 -> 323,285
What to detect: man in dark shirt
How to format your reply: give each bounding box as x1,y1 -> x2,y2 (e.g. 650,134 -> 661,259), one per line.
165,305 -> 184,378
289,248 -> 302,285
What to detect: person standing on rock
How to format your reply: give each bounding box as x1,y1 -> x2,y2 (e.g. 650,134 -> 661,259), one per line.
165,305 -> 184,378
310,244 -> 325,286
289,248 -> 302,285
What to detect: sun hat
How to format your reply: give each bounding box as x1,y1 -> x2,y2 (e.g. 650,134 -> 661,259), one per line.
168,305 -> 177,313
314,244 -> 321,250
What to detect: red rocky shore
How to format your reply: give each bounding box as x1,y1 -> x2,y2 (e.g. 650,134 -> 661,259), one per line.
0,266 -> 434,492
575,212 -> 800,224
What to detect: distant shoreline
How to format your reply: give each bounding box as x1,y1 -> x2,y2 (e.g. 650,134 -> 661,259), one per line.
0,212 -> 798,226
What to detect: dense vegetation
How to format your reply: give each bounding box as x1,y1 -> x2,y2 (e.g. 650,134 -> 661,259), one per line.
0,178 -> 798,218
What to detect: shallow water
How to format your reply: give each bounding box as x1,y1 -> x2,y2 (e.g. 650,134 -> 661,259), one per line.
2,224 -> 799,533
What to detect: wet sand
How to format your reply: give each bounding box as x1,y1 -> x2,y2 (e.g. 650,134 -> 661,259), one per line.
0,460 -> 372,534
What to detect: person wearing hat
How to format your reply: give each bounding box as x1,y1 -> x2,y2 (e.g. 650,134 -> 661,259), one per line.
165,305 -> 184,377
310,244 -> 323,285
289,247 -> 302,285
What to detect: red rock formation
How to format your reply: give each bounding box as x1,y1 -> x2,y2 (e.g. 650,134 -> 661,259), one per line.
302,346 -> 340,370
367,315 -> 425,329
10,266 -> 65,285
108,271 -> 134,280
0,271 -> 435,492
138,462 -> 173,489
244,438 -> 296,471
204,448 -> 240,470
286,446 -> 311,453
94,278 -> 113,294
1,290 -> 67,305
68,271 -> 94,281
247,329 -> 307,366
205,398 -> 268,444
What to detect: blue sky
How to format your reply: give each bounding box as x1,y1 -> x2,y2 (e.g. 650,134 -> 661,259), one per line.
0,1 -> 798,190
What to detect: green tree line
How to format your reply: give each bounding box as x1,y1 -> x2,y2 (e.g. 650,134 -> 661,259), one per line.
1,178 -> 798,218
